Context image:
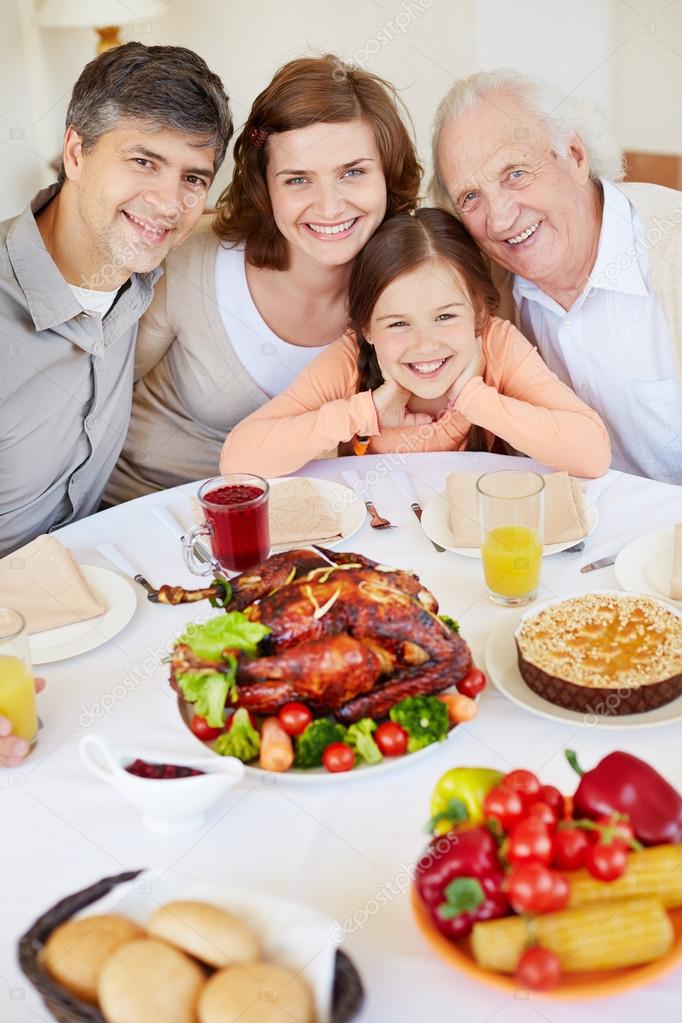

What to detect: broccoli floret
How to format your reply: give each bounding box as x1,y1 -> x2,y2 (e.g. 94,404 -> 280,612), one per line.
439,614 -> 460,632
389,695 -> 449,752
214,708 -> 260,762
294,719 -> 346,769
346,718 -> 382,765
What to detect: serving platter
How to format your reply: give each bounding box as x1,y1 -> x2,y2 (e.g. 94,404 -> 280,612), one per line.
411,886 -> 682,1000
483,598 -> 682,730
177,695 -> 470,785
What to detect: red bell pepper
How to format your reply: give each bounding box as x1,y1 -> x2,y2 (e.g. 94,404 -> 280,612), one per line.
566,749 -> 682,846
415,825 -> 509,939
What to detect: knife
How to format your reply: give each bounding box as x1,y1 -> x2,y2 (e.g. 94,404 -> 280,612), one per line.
580,554 -> 617,574
97,543 -> 156,594
150,505 -> 216,568
391,471 -> 446,553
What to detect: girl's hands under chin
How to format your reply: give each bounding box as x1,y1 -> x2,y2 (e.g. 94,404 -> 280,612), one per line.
447,337 -> 485,405
372,372 -> 434,429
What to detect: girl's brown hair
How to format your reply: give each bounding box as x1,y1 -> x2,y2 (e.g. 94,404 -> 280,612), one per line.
213,54 -> 421,270
349,207 -> 500,450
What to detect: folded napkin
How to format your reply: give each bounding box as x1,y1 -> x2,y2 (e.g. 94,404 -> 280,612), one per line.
0,535 -> 106,634
445,471 -> 589,547
670,524 -> 682,600
269,478 -> 343,546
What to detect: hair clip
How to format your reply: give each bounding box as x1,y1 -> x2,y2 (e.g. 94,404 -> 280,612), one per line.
247,125 -> 274,149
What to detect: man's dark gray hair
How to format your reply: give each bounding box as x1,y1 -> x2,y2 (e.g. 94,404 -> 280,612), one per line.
58,42 -> 232,184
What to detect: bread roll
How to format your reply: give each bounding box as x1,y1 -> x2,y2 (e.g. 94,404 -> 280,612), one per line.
41,914 -> 144,1004
98,938 -> 204,1023
198,962 -> 315,1023
148,900 -> 260,968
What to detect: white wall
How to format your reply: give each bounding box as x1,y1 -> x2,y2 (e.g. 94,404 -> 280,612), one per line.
614,0 -> 682,153
0,0 -> 681,222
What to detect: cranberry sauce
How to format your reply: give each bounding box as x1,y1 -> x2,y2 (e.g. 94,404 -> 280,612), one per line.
125,759 -> 204,779
204,484 -> 270,572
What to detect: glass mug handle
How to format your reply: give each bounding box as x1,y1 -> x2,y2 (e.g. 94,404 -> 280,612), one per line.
182,523 -> 215,576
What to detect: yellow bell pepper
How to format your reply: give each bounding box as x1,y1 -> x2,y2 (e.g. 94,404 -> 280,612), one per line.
429,767 -> 504,834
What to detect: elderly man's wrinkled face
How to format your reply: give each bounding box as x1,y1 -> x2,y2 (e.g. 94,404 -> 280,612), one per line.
437,92 -> 595,290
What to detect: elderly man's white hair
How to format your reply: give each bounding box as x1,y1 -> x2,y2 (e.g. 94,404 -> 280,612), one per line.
431,69 -> 624,210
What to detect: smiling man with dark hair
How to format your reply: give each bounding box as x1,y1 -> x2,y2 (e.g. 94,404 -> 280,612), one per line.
0,42 -> 232,554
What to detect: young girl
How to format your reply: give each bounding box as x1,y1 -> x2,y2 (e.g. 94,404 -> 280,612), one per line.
220,208 -> 610,478
105,55 -> 421,503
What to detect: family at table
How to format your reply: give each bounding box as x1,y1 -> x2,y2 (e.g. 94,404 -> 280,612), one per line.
1,40 -> 681,768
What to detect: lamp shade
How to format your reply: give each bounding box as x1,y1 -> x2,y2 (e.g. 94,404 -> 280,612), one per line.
35,0 -> 168,28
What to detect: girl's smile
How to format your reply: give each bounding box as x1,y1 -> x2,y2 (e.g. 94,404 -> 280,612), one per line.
367,257 -> 480,404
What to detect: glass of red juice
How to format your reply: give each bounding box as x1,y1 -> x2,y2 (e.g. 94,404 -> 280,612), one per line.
183,474 -> 270,574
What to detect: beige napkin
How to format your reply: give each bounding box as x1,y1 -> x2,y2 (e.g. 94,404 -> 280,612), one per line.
0,535 -> 106,634
269,479 -> 342,545
445,471 -> 589,547
670,524 -> 682,599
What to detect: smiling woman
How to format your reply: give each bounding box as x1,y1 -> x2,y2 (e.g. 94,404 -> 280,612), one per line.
106,54 -> 422,504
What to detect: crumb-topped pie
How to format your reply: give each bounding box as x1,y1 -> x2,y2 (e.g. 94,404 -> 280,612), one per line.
515,592 -> 682,715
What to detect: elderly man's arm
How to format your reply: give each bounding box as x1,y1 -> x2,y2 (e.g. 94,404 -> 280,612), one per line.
454,319 -> 611,478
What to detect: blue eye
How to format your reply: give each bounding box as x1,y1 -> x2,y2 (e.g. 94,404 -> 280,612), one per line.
285,176 -> 308,186
344,167 -> 365,178
509,169 -> 526,181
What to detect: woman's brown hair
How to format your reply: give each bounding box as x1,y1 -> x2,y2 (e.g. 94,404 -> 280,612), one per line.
349,208 -> 500,450
213,54 -> 421,270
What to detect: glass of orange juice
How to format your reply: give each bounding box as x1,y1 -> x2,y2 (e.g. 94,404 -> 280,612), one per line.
476,471 -> 545,606
0,608 -> 37,751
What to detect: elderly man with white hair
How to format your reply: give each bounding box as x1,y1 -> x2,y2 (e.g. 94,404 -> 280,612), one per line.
433,70 -> 682,484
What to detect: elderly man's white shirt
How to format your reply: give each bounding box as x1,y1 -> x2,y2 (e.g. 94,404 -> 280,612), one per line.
512,179 -> 682,483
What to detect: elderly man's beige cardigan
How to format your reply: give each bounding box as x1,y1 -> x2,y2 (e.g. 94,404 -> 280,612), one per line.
491,182 -> 682,387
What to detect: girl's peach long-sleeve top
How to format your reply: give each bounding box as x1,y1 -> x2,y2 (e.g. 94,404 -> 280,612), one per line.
220,316 -> 611,479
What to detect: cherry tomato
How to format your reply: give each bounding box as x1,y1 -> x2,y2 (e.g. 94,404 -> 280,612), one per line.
322,742 -> 355,773
553,827 -> 590,871
501,769 -> 541,806
515,946 -> 562,991
507,863 -> 569,915
190,714 -> 223,741
456,667 -> 487,699
374,721 -> 408,757
585,841 -> 628,881
539,784 -> 565,819
483,785 -> 525,832
277,702 -> 313,737
507,818 -> 554,867
594,814 -> 635,851
526,801 -> 558,830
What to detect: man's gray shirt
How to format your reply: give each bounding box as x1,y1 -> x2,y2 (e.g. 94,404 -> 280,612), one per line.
0,185 -> 161,554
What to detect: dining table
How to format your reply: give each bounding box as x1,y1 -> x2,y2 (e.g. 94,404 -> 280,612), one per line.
4,449 -> 682,1023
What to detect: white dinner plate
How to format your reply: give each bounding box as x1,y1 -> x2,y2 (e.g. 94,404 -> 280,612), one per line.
615,527 -> 681,607
484,611 -> 682,730
177,695 -> 469,785
29,565 -> 137,665
268,477 -> 366,551
420,490 -> 598,558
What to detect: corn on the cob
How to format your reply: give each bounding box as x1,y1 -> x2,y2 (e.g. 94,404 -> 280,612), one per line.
471,897 -> 673,973
568,844 -> 682,909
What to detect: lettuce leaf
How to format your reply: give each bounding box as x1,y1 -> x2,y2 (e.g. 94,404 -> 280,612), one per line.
178,667 -> 235,728
177,612 -> 270,662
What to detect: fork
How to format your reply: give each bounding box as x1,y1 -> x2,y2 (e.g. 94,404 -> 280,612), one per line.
364,499 -> 394,530
341,469 -> 395,530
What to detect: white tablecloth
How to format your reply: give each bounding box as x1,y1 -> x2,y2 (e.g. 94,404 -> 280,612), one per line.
4,451 -> 682,1023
